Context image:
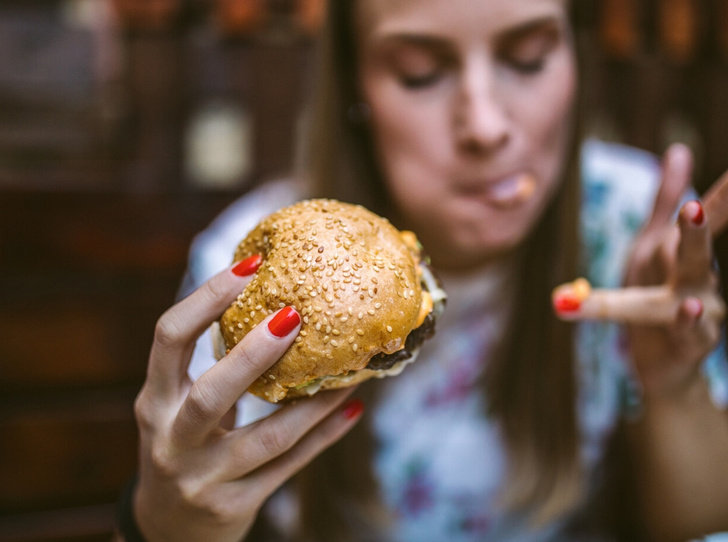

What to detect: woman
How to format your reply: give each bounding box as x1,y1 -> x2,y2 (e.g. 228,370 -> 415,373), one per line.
118,0 -> 728,540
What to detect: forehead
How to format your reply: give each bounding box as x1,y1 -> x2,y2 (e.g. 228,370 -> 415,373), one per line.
356,0 -> 569,44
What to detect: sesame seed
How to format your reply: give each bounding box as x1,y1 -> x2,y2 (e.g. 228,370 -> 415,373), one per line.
387,326 -> 393,332
331,340 -> 339,347
356,329 -> 364,336
353,344 -> 358,352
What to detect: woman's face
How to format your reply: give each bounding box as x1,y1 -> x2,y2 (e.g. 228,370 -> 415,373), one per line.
356,0 -> 577,270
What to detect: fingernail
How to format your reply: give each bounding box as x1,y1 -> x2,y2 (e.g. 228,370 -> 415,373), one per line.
687,200 -> 705,226
669,143 -> 692,174
232,254 -> 263,276
342,398 -> 364,420
553,292 -> 582,313
268,306 -> 300,337
686,297 -> 704,320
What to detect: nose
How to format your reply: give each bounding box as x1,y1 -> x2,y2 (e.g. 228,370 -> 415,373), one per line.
453,63 -> 510,155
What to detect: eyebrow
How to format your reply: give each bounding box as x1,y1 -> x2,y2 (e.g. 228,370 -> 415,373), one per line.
369,33 -> 452,55
370,15 -> 562,51
495,16 -> 561,46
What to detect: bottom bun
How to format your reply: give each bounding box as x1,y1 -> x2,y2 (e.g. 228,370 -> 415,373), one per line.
281,348 -> 422,401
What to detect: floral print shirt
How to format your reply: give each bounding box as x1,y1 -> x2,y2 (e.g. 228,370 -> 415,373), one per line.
183,140 -> 728,541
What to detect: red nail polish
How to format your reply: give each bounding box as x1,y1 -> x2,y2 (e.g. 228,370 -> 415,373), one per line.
689,200 -> 705,226
554,293 -> 582,313
268,306 -> 300,337
232,254 -> 263,276
688,297 -> 704,320
342,398 -> 364,420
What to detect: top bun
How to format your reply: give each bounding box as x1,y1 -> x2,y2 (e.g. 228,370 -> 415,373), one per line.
218,199 -> 424,402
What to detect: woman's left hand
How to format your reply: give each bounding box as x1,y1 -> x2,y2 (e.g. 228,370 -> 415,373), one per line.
554,143 -> 728,399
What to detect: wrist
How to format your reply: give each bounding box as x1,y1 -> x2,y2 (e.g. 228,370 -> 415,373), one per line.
640,373 -> 712,412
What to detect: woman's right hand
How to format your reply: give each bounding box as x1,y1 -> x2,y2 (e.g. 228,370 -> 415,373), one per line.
132,258 -> 364,541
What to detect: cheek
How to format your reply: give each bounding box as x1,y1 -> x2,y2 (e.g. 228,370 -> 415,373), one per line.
523,62 -> 576,152
365,83 -> 451,192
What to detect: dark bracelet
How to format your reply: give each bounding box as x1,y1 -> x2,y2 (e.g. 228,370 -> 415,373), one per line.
117,476 -> 148,542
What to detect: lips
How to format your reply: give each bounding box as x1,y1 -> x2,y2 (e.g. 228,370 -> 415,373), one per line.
457,172 -> 537,209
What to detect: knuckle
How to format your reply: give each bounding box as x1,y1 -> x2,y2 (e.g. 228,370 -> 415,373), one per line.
133,392 -> 155,431
180,482 -> 238,525
201,276 -> 232,308
257,423 -> 293,458
150,443 -> 177,479
230,346 -> 261,374
185,381 -> 221,424
154,312 -> 184,348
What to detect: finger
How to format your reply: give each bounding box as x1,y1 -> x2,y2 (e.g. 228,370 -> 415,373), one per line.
675,200 -> 712,286
242,394 -> 365,501
553,281 -> 679,324
224,387 -> 356,477
703,168 -> 728,238
643,144 -> 693,237
172,307 -> 301,445
673,297 -> 723,364
148,255 -> 262,398
674,296 -> 704,330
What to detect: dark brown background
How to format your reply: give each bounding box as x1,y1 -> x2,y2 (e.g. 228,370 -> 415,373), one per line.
1,1 -> 727,541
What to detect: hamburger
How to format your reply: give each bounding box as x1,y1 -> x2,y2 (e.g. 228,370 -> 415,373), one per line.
214,199 -> 446,403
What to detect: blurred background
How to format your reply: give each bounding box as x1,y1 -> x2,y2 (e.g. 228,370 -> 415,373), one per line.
0,1 -> 727,541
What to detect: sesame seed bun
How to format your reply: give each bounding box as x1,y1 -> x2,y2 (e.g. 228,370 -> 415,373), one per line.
217,199 -> 440,403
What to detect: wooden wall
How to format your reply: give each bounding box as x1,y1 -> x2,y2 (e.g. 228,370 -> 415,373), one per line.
0,1 -> 726,541
0,1 -> 317,540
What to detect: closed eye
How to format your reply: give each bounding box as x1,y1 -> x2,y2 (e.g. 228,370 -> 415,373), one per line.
400,71 -> 443,89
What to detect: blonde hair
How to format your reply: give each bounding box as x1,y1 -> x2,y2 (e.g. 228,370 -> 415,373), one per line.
291,0 -> 585,538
